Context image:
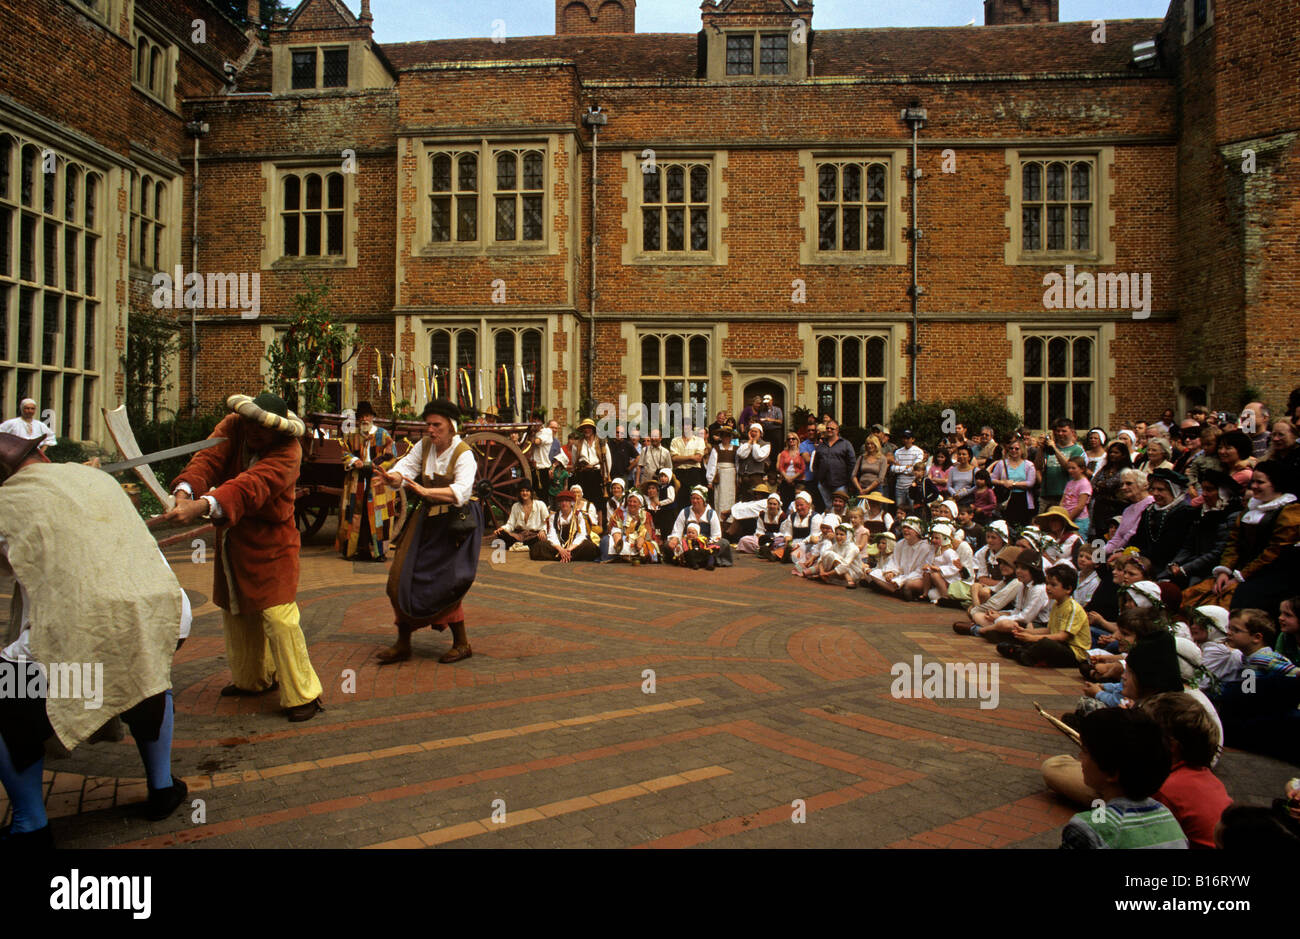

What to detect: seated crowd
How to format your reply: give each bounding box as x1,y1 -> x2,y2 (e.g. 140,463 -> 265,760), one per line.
501,394 -> 1300,843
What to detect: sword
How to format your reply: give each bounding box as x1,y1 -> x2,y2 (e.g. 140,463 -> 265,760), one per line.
98,438 -> 224,474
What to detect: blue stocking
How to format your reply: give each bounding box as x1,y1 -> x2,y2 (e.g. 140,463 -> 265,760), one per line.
134,690 -> 174,791
0,734 -> 46,833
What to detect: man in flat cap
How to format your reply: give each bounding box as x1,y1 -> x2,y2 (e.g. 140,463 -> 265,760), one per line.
374,399 -> 482,664
165,392 -> 324,722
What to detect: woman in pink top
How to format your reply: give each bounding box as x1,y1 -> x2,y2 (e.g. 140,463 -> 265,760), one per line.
1060,455 -> 1093,540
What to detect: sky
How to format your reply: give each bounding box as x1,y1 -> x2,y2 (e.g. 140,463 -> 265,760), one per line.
365,0 -> 1173,45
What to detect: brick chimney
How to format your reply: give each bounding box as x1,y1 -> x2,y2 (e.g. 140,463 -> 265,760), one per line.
359,0 -> 373,25
247,0 -> 260,26
556,0 -> 635,35
984,0 -> 1059,25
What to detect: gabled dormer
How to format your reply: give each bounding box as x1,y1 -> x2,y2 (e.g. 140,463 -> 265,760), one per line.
700,0 -> 813,82
269,0 -> 396,94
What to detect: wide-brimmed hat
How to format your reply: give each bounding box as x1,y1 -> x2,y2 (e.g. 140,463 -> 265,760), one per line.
0,431 -> 48,478
228,393 -> 305,437
1015,548 -> 1042,570
752,481 -> 775,495
578,417 -> 598,432
831,487 -> 851,502
1034,505 -> 1079,531
865,491 -> 894,505
994,546 -> 1023,565
555,490 -> 576,502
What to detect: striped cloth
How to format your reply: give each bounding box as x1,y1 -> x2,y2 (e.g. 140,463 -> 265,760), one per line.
1061,797 -> 1188,849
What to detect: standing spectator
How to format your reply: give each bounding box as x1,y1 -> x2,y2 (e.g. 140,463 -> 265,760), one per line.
531,419 -> 557,497
1060,456 -> 1093,540
608,424 -> 636,483
989,437 -> 1037,527
1241,402 -> 1271,459
974,426 -> 999,468
635,427 -> 672,490
1217,429 -> 1256,490
947,445 -> 977,508
927,447 -> 952,497
776,431 -> 807,507
758,394 -> 784,452
708,410 -> 737,443
1082,427 -> 1108,475
889,429 -> 925,509
735,422 -> 770,502
1037,418 -> 1085,508
813,419 -> 856,511
1090,441 -> 1133,529
798,422 -> 819,490
0,399 -> 55,452
669,422 -> 708,509
1265,419 -> 1299,476
738,396 -> 762,434
852,437 -> 890,499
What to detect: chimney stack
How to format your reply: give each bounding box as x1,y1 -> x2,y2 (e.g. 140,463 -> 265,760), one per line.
360,0 -> 373,25
247,0 -> 260,26
984,0 -> 1059,25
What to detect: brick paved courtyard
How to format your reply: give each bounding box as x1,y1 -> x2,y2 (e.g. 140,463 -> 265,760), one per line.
7,522 -> 1291,849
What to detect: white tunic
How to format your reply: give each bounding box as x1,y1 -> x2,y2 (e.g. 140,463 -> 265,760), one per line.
502,500 -> 548,533
0,417 -> 56,448
390,435 -> 477,507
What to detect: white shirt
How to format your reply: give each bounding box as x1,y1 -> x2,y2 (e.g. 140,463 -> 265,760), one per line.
891,445 -> 925,474
502,500 -> 548,533
0,417 -> 56,448
531,427 -> 554,468
390,435 -> 477,507
881,537 -> 932,579
781,509 -> 822,543
1006,582 -> 1051,625
737,440 -> 771,462
670,436 -> 706,464
547,509 -> 588,548
820,538 -> 860,575
671,505 -> 722,542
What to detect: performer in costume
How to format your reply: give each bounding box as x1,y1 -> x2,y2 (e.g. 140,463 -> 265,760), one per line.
532,490 -> 600,561
735,423 -> 770,502
336,401 -> 398,561
168,393 -> 323,720
374,399 -> 481,664
495,480 -> 548,551
0,400 -> 55,451
0,434 -> 188,846
601,490 -> 659,563
568,418 -> 612,526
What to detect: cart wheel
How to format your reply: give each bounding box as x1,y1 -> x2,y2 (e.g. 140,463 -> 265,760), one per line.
462,431 -> 532,531
296,503 -> 330,538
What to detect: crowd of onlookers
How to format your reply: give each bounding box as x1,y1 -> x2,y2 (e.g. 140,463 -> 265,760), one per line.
495,387 -> 1300,846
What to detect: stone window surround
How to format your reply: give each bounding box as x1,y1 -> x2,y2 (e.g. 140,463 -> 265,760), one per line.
272,42 -> 374,95
798,150 -> 908,266
635,328 -> 713,424
414,137 -> 560,258
812,330 -> 893,430
412,316 -> 550,414
620,151 -> 729,267
259,162 -> 360,270
1004,322 -> 1116,433
128,167 -> 179,273
131,26 -> 177,110
65,0 -> 121,29
1003,147 -> 1115,267
704,25 -> 810,82
1183,0 -> 1214,44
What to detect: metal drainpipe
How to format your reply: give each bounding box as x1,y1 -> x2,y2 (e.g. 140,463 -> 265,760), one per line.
901,107 -> 926,402
582,106 -> 607,414
186,122 -> 209,417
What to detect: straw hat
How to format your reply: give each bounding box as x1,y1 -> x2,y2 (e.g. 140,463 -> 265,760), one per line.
1034,505 -> 1079,531
865,491 -> 894,505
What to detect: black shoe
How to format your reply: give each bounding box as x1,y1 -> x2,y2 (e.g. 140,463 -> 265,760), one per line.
286,698 -> 325,723
221,680 -> 278,697
996,642 -> 1019,659
0,824 -> 53,850
139,776 -> 188,822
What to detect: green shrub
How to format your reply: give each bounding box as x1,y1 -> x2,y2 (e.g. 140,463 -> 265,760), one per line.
889,395 -> 1022,453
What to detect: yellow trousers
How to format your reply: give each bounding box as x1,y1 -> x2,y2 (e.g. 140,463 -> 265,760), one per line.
222,602 -> 322,708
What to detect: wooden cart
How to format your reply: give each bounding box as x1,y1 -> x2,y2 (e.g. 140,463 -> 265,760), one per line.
294,413 -> 542,536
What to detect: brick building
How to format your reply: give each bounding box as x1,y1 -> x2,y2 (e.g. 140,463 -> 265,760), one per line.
1,0 -> 1294,444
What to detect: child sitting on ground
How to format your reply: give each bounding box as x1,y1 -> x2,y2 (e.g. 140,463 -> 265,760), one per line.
996,564 -> 1091,668
955,549 -> 1049,643
953,546 -> 1023,634
1059,708 -> 1188,849
793,515 -> 838,578
1187,605 -> 1241,689
814,523 -> 863,588
1275,595 -> 1300,667
1226,609 -> 1299,678
1142,692 -> 1231,849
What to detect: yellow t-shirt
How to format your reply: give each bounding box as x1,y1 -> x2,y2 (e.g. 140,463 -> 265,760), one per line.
1049,597 -> 1091,661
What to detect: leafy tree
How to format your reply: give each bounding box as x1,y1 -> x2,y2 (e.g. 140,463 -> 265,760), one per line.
212,0 -> 292,30
265,276 -> 359,416
889,394 -> 1022,454
123,306 -> 182,428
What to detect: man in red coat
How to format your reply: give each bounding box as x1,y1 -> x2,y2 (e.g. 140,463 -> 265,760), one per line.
165,393 -> 324,722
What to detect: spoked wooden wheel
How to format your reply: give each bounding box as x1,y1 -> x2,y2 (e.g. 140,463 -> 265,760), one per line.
295,501 -> 330,538
462,431 -> 532,531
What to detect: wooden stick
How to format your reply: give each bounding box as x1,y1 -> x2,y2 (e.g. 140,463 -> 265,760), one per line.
1034,701 -> 1081,744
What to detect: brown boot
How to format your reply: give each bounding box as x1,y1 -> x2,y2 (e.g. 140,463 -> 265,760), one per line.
439,621 -> 472,664
376,629 -> 413,665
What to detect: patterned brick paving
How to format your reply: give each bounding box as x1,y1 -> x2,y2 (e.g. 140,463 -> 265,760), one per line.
2,525 -> 1291,849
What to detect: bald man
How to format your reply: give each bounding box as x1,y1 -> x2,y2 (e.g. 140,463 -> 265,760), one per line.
0,400 -> 56,451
